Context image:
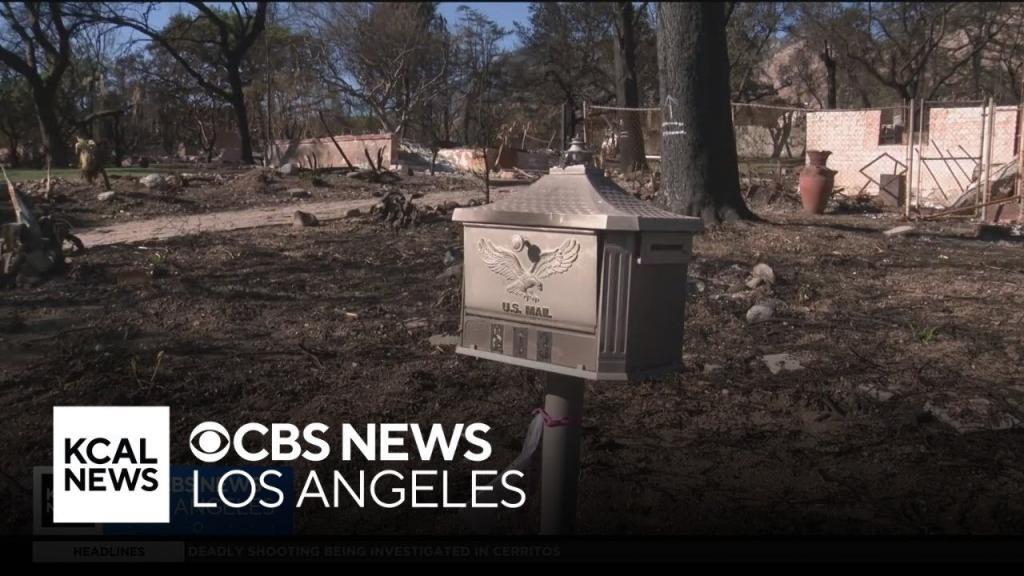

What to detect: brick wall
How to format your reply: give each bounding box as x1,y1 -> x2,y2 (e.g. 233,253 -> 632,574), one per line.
806,109 -> 907,197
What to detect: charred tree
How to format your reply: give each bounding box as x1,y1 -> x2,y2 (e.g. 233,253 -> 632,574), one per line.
0,2 -> 81,168
613,1 -> 646,173
88,2 -> 267,164
821,42 -> 838,109
656,2 -> 754,224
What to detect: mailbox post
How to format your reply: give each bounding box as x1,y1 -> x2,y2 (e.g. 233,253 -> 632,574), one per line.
540,373 -> 585,533
452,138 -> 702,534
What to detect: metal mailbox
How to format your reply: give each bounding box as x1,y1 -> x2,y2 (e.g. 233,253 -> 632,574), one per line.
452,147 -> 703,381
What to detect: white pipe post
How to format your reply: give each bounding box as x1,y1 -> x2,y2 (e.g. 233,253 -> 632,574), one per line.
540,373 -> 585,535
917,100 -> 926,211
905,98 -> 914,218
983,97 -> 996,222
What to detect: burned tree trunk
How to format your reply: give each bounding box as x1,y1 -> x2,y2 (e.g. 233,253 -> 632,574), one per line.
613,1 -> 647,173
227,68 -> 255,165
561,98 -> 576,151
821,43 -> 838,109
482,146 -> 491,204
86,2 -> 268,166
770,112 -> 794,159
35,92 -> 69,168
656,2 -> 754,224
0,3 -> 75,169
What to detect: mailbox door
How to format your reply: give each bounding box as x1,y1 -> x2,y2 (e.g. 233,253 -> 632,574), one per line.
462,224 -> 599,333
459,224 -> 605,378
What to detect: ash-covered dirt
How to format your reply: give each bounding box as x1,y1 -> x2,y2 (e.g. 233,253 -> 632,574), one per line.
6,168 -> 479,229
1,207 -> 1023,535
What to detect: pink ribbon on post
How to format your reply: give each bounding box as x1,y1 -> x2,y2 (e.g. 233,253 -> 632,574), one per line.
532,408 -> 580,428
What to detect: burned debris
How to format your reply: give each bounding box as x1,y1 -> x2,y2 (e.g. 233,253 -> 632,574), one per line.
2,169 -> 83,288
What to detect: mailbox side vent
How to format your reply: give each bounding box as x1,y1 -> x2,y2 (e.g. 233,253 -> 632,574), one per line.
599,239 -> 632,356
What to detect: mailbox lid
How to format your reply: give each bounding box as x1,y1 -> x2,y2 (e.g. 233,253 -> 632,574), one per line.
452,165 -> 703,233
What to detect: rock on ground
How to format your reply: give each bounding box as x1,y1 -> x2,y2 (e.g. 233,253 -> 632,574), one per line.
762,353 -> 804,375
443,247 -> 460,267
139,174 -> 164,189
883,225 -> 915,237
923,396 -> 1022,434
436,263 -> 462,282
292,210 -> 319,227
752,263 -> 775,284
746,303 -> 774,323
139,173 -> 182,191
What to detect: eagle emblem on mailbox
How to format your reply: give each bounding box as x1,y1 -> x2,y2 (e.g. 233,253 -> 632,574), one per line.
476,235 -> 580,302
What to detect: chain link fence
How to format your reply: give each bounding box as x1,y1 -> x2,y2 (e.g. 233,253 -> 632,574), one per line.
583,102 -> 807,189
732,103 -> 807,193
910,100 -> 988,209
908,100 -> 1020,220
582,104 -> 661,172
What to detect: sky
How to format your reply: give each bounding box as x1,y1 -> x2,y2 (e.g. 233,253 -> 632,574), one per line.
439,2 -> 531,48
147,2 -> 532,50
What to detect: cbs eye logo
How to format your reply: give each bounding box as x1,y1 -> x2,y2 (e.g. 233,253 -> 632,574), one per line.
189,422 -> 230,462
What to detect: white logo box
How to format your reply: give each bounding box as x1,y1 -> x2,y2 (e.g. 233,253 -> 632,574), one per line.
53,406 -> 170,524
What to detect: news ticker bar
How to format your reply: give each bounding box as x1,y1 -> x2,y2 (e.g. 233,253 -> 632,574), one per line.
27,538 -> 1024,563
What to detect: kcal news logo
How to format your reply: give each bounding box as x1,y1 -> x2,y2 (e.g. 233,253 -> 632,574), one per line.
52,406 -> 170,523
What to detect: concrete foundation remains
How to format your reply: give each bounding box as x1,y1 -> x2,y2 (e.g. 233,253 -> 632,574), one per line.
268,133 -> 398,170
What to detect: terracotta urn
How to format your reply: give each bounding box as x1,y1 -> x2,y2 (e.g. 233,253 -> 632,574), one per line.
799,150 -> 836,214
806,150 -> 832,167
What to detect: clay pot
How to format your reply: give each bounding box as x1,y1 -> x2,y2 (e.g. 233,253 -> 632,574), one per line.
799,165 -> 835,214
806,150 -> 832,167
799,150 -> 835,214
